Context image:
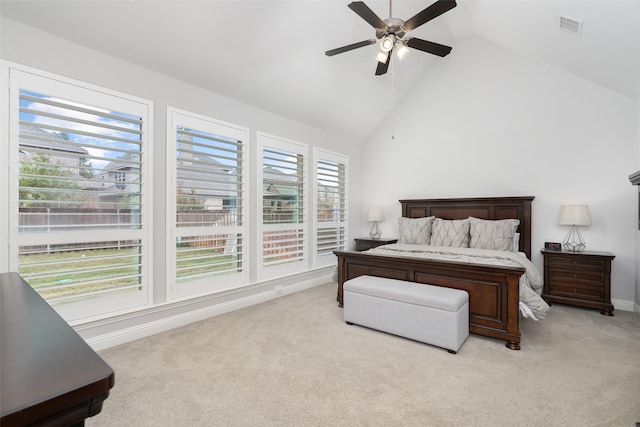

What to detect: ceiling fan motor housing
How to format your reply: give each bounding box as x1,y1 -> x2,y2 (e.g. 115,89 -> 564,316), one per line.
382,18 -> 406,39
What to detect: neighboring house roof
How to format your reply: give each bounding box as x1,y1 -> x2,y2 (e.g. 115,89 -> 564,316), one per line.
263,166 -> 300,197
19,124 -> 100,191
19,123 -> 88,155
177,153 -> 230,173
101,152 -> 140,172
262,166 -> 297,183
177,154 -> 238,198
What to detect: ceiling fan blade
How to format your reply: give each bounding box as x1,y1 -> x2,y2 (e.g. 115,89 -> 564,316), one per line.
404,0 -> 457,32
375,48 -> 392,76
348,1 -> 387,30
406,37 -> 452,57
325,39 -> 377,56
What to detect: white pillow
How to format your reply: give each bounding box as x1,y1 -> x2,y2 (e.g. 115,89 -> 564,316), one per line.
469,217 -> 520,252
513,232 -> 521,252
430,218 -> 470,248
398,216 -> 435,244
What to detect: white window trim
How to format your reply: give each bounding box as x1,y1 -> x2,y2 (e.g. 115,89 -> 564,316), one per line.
257,132 -> 309,281
1,62 -> 10,273
6,62 -> 154,324
166,107 -> 249,301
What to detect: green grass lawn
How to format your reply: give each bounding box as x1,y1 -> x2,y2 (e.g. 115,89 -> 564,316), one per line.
20,246 -> 240,303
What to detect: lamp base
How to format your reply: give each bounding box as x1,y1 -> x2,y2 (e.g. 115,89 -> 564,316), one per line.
562,225 -> 586,252
369,221 -> 381,240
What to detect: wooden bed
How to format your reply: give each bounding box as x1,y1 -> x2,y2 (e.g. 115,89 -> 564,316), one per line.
335,196 -> 535,350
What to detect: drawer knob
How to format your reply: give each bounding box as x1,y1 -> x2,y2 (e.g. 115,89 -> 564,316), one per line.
573,274 -> 577,279
573,288 -> 577,293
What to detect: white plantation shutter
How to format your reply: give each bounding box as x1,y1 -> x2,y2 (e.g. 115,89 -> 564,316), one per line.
167,108 -> 248,299
9,68 -> 152,322
313,148 -> 348,267
258,133 -> 308,279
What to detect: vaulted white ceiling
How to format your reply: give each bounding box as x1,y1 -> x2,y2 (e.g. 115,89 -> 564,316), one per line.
2,0 -> 639,142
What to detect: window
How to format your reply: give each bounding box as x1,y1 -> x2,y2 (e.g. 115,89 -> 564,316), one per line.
114,171 -> 126,190
313,148 -> 348,267
167,108 -> 248,299
9,67 -> 152,322
258,133 -> 308,279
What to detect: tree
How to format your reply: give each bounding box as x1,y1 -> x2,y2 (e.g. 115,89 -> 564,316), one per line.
79,156 -> 94,179
19,153 -> 80,208
54,131 -> 94,178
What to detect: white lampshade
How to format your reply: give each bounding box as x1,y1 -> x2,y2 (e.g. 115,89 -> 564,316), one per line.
367,207 -> 385,222
396,43 -> 409,60
558,205 -> 591,226
376,50 -> 389,64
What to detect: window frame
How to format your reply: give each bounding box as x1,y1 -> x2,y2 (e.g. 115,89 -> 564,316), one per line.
7,64 -> 154,324
257,132 -> 309,280
166,107 -> 249,300
313,147 -> 349,268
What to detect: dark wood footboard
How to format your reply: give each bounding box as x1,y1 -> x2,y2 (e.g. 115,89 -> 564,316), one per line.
335,251 -> 525,350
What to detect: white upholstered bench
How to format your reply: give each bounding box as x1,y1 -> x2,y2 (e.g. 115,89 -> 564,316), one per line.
343,275 -> 469,353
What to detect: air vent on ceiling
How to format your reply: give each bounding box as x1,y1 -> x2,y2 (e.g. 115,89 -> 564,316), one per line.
559,15 -> 583,36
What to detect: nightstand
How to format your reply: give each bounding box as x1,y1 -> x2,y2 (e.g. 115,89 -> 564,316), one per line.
354,237 -> 398,252
541,249 -> 615,316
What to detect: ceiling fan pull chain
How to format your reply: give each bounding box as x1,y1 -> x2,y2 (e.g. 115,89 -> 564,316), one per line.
391,65 -> 395,140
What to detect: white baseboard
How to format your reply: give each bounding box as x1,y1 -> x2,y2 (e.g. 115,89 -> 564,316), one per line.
85,275 -> 330,351
612,298 -> 636,312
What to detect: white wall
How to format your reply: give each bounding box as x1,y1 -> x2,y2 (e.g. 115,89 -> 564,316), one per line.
0,17 -> 364,347
360,35 -> 637,309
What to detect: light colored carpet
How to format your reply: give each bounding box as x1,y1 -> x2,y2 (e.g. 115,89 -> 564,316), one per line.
88,283 -> 640,427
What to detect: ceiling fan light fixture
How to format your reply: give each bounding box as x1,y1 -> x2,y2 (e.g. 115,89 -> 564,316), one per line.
380,36 -> 394,52
396,43 -> 409,60
376,50 -> 389,64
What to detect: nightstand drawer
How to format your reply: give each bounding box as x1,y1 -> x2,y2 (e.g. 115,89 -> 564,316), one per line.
548,256 -> 606,270
355,240 -> 376,251
547,282 -> 603,301
548,269 -> 604,285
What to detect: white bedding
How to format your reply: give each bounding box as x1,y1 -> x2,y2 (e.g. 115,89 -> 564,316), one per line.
366,243 -> 550,320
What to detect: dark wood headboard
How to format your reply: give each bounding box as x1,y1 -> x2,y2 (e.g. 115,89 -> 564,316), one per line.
399,196 -> 534,260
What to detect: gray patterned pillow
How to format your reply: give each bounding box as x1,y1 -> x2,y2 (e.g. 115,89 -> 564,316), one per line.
430,218 -> 470,247
398,216 -> 435,244
469,217 -> 520,251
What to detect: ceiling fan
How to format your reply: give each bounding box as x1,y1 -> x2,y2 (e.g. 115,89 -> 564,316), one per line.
326,0 -> 457,76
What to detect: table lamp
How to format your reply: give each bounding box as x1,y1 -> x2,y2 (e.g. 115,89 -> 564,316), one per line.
367,207 -> 384,240
558,205 -> 591,252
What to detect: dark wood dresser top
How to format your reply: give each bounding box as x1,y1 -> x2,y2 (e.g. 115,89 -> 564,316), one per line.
1,272 -> 114,426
